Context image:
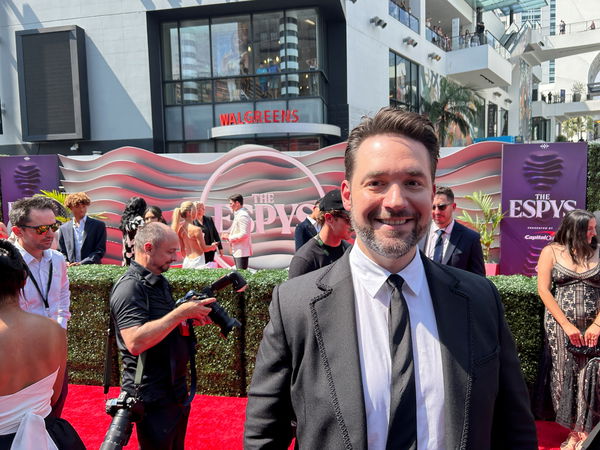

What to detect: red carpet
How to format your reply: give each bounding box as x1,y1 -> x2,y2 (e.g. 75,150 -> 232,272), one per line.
63,384 -> 568,449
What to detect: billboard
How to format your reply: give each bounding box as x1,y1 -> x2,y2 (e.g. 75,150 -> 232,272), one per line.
499,142 -> 587,275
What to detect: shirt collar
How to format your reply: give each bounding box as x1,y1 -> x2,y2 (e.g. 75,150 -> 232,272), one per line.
349,243 -> 425,299
73,215 -> 87,227
14,241 -> 52,264
431,218 -> 455,235
129,260 -> 165,287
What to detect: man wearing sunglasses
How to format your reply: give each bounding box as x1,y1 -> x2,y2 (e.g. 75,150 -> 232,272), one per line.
288,189 -> 353,279
422,186 -> 485,276
9,196 -> 71,417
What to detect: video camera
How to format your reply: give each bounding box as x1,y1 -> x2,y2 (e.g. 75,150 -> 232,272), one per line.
100,271 -> 247,449
175,270 -> 246,338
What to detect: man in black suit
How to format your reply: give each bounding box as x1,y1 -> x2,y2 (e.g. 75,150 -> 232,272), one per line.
421,186 -> 485,276
244,108 -> 537,449
294,199 -> 320,250
58,192 -> 106,266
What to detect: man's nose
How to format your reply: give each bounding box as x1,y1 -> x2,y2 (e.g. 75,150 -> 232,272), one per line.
382,184 -> 407,210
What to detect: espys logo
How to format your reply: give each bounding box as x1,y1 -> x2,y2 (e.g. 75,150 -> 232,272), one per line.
522,152 -> 564,191
524,231 -> 555,241
200,150 -> 326,235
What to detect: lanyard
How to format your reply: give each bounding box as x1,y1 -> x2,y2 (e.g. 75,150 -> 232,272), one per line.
25,261 -> 53,311
313,234 -> 330,257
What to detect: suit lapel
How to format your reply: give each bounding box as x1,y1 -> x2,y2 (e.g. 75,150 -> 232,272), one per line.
311,252 -> 367,449
421,254 -> 472,449
442,223 -> 462,265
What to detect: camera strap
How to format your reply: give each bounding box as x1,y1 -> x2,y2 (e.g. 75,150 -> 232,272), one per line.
183,321 -> 197,407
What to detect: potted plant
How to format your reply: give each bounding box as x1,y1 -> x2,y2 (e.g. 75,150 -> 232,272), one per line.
456,191 -> 504,275
571,81 -> 586,102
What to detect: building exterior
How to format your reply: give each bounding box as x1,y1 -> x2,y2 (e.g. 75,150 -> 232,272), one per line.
2,0 -> 598,157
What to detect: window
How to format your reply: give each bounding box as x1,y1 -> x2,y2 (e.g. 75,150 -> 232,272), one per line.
389,51 -> 419,111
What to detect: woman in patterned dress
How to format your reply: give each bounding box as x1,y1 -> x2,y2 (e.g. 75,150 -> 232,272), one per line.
119,196 -> 147,266
538,209 -> 600,449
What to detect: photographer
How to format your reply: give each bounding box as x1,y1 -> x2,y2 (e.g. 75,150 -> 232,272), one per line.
109,222 -> 215,449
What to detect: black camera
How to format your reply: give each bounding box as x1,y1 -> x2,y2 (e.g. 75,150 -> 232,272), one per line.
175,271 -> 246,338
100,391 -> 145,450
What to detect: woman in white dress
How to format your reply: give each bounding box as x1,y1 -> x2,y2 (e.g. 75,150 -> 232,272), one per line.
171,201 -> 218,269
0,240 -> 83,449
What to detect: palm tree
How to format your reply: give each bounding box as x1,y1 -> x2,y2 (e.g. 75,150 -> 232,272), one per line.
421,78 -> 480,146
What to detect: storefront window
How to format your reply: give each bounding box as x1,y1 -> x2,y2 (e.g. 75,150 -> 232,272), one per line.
161,8 -> 325,152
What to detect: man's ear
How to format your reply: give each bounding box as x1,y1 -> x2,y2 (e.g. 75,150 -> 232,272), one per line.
12,226 -> 23,238
341,180 -> 351,211
144,242 -> 153,253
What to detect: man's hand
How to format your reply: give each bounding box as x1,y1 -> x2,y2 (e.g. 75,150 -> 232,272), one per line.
67,262 -> 81,267
178,297 -> 216,322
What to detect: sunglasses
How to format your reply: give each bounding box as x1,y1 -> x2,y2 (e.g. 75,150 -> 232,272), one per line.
432,203 -> 450,211
21,222 -> 61,234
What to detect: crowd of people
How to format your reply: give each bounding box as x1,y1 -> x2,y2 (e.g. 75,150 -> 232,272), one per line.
1,107 -> 600,448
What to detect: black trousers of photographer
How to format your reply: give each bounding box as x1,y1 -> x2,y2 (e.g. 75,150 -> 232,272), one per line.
136,400 -> 190,450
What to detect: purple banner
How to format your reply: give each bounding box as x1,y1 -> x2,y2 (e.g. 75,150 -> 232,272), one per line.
499,143 -> 587,275
0,155 -> 59,223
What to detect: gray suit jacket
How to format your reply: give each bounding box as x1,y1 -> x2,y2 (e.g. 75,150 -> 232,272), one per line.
244,250 -> 537,449
58,216 -> 107,264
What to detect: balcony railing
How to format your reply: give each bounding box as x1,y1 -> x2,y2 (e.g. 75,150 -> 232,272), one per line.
448,30 -> 510,59
388,1 -> 419,33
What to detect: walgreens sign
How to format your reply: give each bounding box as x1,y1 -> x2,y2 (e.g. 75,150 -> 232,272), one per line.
219,109 -> 299,126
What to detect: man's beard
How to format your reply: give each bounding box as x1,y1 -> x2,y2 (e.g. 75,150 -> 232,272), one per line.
351,212 -> 428,259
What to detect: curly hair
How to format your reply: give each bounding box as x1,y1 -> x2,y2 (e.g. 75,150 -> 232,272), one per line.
64,192 -> 91,209
119,197 -> 147,233
0,240 -> 28,302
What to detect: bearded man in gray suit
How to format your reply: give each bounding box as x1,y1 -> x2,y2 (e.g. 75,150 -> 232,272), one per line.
244,108 -> 537,450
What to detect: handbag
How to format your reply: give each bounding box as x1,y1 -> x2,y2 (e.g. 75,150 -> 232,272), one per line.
566,341 -> 600,357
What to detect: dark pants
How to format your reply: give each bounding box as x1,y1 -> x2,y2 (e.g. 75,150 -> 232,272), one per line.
136,401 -> 190,450
234,256 -> 249,270
204,250 -> 216,263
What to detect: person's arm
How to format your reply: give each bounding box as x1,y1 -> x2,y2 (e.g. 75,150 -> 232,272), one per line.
537,245 -> 583,346
469,233 -> 486,276
287,254 -> 312,279
489,279 -> 538,449
228,213 -> 252,243
244,284 -> 295,448
191,227 -> 217,253
81,221 -> 107,264
206,217 -> 223,253
54,256 -> 71,329
177,230 -> 187,259
120,297 -> 216,355
51,325 -> 68,406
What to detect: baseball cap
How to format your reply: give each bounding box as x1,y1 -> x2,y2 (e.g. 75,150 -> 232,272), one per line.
319,189 -> 346,212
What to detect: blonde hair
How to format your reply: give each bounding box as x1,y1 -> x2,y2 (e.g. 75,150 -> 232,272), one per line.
171,201 -> 196,232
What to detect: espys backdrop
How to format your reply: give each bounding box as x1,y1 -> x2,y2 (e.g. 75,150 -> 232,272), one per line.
0,141 -> 587,271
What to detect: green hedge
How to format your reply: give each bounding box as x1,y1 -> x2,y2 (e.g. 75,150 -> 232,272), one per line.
66,266 -> 544,396
587,143 -> 600,212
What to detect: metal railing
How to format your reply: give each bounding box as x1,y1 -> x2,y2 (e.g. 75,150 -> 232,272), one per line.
388,1 -> 419,33
446,30 -> 510,59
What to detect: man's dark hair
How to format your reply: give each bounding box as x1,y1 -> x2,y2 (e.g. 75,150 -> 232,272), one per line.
0,240 -> 28,301
345,107 -> 439,181
9,197 -> 59,227
435,186 -> 455,203
228,194 -> 244,206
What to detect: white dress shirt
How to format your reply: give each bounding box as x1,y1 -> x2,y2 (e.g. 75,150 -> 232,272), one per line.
72,215 -> 87,262
426,219 -> 455,261
16,243 -> 71,329
349,244 -> 446,450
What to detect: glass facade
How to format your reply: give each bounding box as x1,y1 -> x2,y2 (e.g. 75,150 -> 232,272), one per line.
389,51 -> 420,111
161,8 -> 325,152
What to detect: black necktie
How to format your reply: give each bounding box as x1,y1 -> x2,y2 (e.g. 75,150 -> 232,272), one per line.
386,274 -> 417,450
432,229 -> 444,263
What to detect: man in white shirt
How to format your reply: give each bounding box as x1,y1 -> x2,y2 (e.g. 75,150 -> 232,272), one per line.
245,107 -> 537,449
221,193 -> 253,270
9,196 -> 71,417
422,186 -> 485,276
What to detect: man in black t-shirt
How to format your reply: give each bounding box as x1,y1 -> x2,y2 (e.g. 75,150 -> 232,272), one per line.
288,189 -> 353,279
110,222 -> 216,449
